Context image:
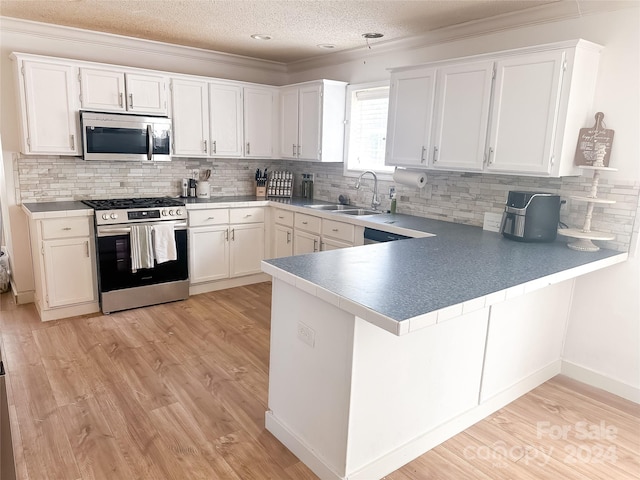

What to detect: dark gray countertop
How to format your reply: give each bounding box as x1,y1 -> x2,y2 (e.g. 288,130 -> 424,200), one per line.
264,222 -> 625,323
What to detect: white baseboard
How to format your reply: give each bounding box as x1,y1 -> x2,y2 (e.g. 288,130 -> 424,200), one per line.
10,282 -> 33,304
267,361 -> 560,480
561,360 -> 640,404
265,411 -> 342,480
189,273 -> 270,296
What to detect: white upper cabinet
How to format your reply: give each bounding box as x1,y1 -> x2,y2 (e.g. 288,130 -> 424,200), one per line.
431,61 -> 494,172
80,68 -> 168,115
486,51 -> 565,175
244,86 -> 276,158
280,86 -> 299,159
171,78 -> 209,157
15,57 -> 80,155
385,67 -> 436,167
209,82 -> 244,157
279,80 -> 347,162
385,40 -> 602,177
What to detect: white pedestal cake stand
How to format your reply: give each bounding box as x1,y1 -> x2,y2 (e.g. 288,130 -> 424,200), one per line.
558,165 -> 617,252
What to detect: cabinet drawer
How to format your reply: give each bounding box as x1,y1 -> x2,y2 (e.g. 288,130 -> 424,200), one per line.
294,213 -> 321,234
41,217 -> 90,240
189,209 -> 230,227
230,207 -> 264,224
322,219 -> 355,244
273,209 -> 294,227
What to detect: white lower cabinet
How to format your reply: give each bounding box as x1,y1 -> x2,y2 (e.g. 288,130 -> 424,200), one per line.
230,223 -> 265,277
293,230 -> 321,255
321,237 -> 352,251
189,225 -> 229,283
189,207 -> 264,286
272,209 -> 294,258
27,214 -> 98,321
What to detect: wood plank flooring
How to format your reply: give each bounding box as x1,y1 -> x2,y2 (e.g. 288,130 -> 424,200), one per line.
1,283 -> 638,479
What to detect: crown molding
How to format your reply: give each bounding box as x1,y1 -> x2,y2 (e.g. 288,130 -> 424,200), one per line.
286,0 -> 637,74
0,16 -> 288,75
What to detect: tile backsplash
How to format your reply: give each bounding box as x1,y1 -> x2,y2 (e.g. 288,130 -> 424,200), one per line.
15,155 -> 639,252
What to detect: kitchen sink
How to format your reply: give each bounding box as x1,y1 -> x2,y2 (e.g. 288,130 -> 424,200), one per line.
334,209 -> 382,216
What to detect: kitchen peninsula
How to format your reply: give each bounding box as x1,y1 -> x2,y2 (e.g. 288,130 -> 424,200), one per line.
261,221 -> 626,480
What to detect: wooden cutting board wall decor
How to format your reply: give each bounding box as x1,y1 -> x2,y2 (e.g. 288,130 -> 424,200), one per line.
574,112 -> 614,166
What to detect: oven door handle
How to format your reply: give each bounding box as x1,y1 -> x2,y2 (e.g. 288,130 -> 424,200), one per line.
97,221 -> 187,236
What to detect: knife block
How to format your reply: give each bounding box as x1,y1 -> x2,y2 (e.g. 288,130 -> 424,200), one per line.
256,185 -> 266,197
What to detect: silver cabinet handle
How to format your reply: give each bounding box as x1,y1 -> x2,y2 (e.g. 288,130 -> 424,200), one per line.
488,147 -> 494,165
313,239 -> 318,252
421,146 -> 426,163
213,140 -> 217,154
278,215 -> 284,219
119,92 -> 124,107
302,221 -> 308,225
286,231 -> 291,243
244,214 -> 252,218
62,227 -> 72,231
433,146 -> 439,163
224,229 -> 229,241
246,142 -> 250,155
146,124 -> 153,161
85,240 -> 90,257
203,140 -> 207,153
231,228 -> 235,241
128,93 -> 134,109
332,228 -> 338,232
206,216 -> 216,221
70,134 -> 75,149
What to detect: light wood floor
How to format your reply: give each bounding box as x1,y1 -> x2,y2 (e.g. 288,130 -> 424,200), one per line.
1,283 -> 638,479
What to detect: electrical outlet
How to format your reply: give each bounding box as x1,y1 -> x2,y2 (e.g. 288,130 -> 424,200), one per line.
297,322 -> 315,347
389,186 -> 396,199
191,169 -> 199,179
483,212 -> 503,232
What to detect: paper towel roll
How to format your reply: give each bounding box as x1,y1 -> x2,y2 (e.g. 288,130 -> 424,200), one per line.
392,168 -> 427,188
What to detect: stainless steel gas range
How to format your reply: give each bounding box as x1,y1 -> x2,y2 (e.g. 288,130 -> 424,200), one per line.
82,197 -> 189,314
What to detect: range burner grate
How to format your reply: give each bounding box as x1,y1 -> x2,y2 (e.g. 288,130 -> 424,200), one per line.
82,197 -> 185,210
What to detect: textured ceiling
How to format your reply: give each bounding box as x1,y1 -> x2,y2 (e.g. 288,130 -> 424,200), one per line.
0,0 -> 566,63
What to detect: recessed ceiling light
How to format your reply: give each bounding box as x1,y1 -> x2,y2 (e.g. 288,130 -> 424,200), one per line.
362,33 -> 384,39
317,44 -> 336,49
250,34 -> 272,41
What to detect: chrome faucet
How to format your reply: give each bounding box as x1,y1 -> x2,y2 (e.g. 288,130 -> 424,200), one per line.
355,170 -> 380,210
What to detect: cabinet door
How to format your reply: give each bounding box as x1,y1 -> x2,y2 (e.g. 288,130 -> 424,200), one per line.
209,82 -> 243,157
43,238 -> 95,307
297,83 -> 322,161
273,224 -> 293,258
171,78 -> 209,157
80,68 -> 126,112
385,67 -> 436,167
279,87 -> 299,159
321,237 -> 352,251
293,230 -> 320,255
20,60 -> 79,155
431,61 -> 494,172
189,226 -> 229,283
244,87 -> 274,158
486,51 -> 565,175
125,72 -> 168,115
229,223 -> 265,277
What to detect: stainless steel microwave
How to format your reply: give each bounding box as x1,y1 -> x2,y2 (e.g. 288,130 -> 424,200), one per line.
80,111 -> 172,161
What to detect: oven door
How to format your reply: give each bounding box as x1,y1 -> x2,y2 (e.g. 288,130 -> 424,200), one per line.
96,221 -> 188,293
81,112 -> 172,162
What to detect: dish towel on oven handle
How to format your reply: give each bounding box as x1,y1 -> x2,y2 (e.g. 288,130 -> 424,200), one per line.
153,223 -> 177,264
130,225 -> 155,272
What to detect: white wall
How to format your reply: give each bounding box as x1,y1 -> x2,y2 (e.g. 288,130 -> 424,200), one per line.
288,6 -> 640,400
